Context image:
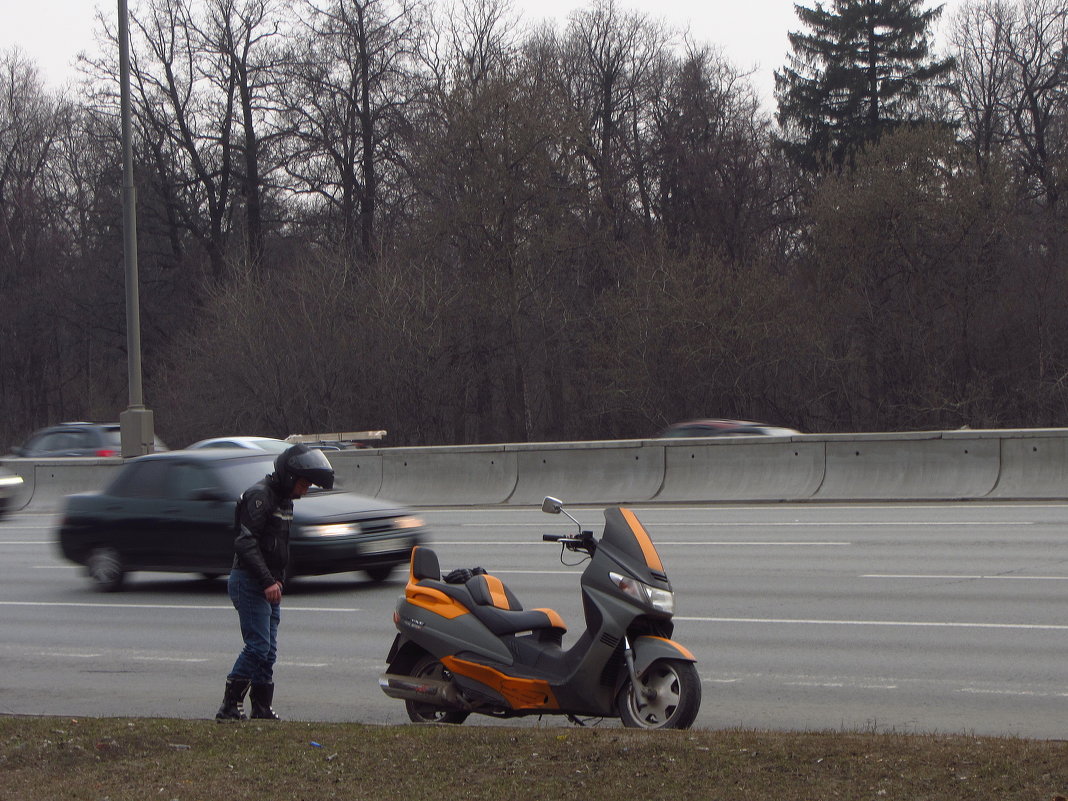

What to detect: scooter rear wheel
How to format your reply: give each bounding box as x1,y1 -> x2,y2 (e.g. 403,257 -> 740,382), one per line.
617,658 -> 701,730
405,654 -> 470,725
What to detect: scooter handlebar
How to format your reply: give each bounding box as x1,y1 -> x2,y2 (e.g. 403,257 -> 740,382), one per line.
542,534 -> 564,542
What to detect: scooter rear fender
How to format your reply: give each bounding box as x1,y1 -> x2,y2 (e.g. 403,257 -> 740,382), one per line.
631,635 -> 697,677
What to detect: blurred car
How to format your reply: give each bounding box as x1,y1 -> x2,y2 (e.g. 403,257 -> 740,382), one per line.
188,436 -> 341,453
0,466 -> 25,519
56,449 -> 426,591
188,436 -> 296,454
12,422 -> 168,457
657,419 -> 799,438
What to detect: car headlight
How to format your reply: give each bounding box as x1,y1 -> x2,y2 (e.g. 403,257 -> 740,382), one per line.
392,515 -> 424,530
0,475 -> 23,488
609,572 -> 675,614
303,523 -> 359,537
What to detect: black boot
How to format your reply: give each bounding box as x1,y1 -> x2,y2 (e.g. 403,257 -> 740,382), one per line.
250,682 -> 281,720
215,677 -> 250,721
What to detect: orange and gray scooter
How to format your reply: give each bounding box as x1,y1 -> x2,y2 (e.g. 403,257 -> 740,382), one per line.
379,496 -> 701,728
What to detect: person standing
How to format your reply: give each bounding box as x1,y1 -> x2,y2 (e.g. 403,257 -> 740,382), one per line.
215,443 -> 335,721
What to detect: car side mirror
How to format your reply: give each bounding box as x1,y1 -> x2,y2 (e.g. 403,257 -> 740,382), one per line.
542,496 -> 563,514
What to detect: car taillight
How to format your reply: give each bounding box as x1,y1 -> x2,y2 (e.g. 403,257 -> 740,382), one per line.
96,449 -> 118,457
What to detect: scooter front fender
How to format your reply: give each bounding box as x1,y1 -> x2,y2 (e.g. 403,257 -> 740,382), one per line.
631,635 -> 697,677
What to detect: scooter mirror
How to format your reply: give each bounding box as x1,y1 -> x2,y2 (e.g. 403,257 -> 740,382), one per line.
542,496 -> 563,514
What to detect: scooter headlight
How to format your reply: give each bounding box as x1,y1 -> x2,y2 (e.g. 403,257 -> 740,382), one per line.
609,572 -> 675,614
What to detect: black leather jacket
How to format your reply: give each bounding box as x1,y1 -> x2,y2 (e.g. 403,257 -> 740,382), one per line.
232,474 -> 293,590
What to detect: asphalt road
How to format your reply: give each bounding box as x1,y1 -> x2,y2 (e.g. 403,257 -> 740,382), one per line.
2,501 -> 1067,738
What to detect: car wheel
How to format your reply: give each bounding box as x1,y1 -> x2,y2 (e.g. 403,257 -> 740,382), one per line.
364,564 -> 396,583
86,546 -> 125,592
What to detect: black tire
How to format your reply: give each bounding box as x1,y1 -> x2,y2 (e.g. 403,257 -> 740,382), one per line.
364,564 -> 396,583
86,546 -> 125,592
404,653 -> 469,725
617,659 -> 701,730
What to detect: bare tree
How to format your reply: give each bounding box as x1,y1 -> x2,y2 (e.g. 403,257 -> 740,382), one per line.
280,0 -> 424,259
949,0 -> 1014,165
950,0 -> 1068,206
560,0 -> 670,241
85,0 -> 290,279
650,45 -> 790,266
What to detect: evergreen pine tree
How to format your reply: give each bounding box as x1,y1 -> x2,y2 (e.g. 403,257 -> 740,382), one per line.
775,0 -> 954,170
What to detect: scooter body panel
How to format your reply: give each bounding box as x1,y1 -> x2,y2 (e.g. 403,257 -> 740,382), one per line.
395,596 -> 515,666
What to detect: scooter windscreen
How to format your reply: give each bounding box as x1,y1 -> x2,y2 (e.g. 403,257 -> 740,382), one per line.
599,507 -> 670,588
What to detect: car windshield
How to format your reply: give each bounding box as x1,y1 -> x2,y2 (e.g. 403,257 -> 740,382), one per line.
243,439 -> 291,453
213,456 -> 277,496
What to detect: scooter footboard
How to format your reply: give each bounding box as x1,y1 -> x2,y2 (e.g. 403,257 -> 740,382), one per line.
631,635 -> 697,676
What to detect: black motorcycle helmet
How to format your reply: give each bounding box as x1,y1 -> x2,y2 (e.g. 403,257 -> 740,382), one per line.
274,443 -> 335,494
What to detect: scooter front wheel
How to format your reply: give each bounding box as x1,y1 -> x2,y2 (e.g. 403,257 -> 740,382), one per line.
405,654 -> 470,725
617,658 -> 701,730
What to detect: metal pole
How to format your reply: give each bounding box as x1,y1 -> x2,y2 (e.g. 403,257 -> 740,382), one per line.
118,0 -> 154,456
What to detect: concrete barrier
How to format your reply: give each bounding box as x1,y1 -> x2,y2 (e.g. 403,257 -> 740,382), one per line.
375,446 -> 518,505
8,428 -> 1068,510
506,440 -> 665,505
22,458 -> 124,512
657,437 -> 826,502
815,432 -> 1000,501
329,450 -> 385,498
987,429 -> 1068,499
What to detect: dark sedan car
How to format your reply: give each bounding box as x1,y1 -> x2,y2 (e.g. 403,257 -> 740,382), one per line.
56,449 -> 426,591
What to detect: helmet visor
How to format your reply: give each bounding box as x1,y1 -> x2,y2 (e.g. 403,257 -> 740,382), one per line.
286,447 -> 335,490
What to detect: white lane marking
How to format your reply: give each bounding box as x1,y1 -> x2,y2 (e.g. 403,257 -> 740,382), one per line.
37,651 -> 101,658
786,681 -> 844,688
437,540 -> 851,546
957,687 -> 1068,698
448,521 -> 1034,527
864,574 -> 1068,581
677,616 -> 1068,631
131,656 -> 209,663
0,601 -> 360,613
658,542 -> 851,546
278,661 -> 330,668
0,541 -> 52,545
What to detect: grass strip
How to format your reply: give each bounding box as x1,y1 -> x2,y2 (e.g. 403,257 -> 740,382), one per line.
1,716 -> 1066,800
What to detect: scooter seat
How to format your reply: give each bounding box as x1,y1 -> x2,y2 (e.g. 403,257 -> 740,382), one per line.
466,574 -> 567,637
466,573 -> 522,610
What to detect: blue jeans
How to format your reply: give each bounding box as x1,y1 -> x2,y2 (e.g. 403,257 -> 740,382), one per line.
227,567 -> 281,684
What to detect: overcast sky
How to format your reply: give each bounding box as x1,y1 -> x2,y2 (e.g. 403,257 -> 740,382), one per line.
1,0 -> 964,108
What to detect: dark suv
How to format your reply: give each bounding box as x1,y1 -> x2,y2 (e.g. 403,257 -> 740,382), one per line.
12,423 -> 168,458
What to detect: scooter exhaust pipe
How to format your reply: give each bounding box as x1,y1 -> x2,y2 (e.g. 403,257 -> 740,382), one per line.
378,673 -> 465,708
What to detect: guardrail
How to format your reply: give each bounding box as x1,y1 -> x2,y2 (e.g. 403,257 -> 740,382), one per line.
5,428 -> 1067,513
